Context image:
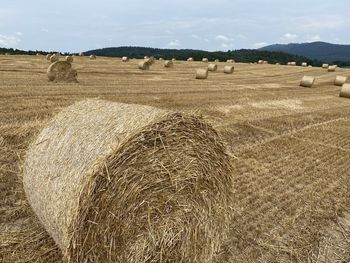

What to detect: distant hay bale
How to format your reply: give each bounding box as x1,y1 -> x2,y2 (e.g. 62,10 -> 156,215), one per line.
50,54 -> 59,63
334,76 -> 348,86
322,64 -> 329,69
224,65 -> 234,74
158,57 -> 163,61
164,60 -> 174,68
89,55 -> 96,60
328,65 -> 337,72
300,76 -> 315,87
172,58 -> 176,62
79,52 -> 84,56
302,62 -> 307,67
46,61 -> 78,83
263,61 -> 268,64
208,63 -> 218,72
214,59 -> 220,62
258,60 -> 264,64
308,65 -> 313,68
202,58 -> 209,63
144,56 -> 149,60
23,99 -> 233,263
276,63 -> 280,65
289,62 -> 297,66
195,68 -> 208,79
340,84 -> 350,98
138,60 -> 150,70
227,59 -> 235,63
46,54 -> 52,60
122,56 -> 129,62
187,57 -> 194,62
65,56 -> 74,63
36,53 -> 40,56
144,57 -> 155,65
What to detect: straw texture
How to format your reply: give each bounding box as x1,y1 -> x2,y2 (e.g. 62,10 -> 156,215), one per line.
23,99 -> 233,263
46,61 -> 77,82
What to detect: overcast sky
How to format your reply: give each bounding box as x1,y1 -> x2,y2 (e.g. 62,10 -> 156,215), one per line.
0,0 -> 349,52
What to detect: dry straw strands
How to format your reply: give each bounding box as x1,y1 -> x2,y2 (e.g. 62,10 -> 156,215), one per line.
164,60 -> 174,68
224,65 -> 234,74
302,62 -> 308,67
300,75 -> 315,87
195,68 -> 208,79
328,65 -> 337,72
23,99 -> 233,263
340,84 -> 350,98
138,60 -> 150,70
65,56 -> 73,63
202,58 -> 209,63
208,63 -> 218,72
122,56 -> 129,62
334,76 -> 348,86
322,64 -> 329,69
46,61 -> 78,83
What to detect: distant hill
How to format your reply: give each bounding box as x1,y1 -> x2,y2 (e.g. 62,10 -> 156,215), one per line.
84,46 -> 321,65
259,42 -> 350,64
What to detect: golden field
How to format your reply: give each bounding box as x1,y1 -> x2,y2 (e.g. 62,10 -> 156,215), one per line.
1,55 -> 350,262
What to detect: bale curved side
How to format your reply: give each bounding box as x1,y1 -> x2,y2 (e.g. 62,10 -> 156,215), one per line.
47,61 -> 77,82
23,99 -> 233,263
224,65 -> 234,74
208,63 -> 218,72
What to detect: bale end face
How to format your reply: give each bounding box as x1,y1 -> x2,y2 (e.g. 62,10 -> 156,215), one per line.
138,61 -> 150,70
224,65 -> 234,74
340,84 -> 350,98
300,76 -> 315,87
208,63 -> 218,72
164,60 -> 174,68
122,56 -> 129,62
195,69 -> 208,79
334,76 -> 348,86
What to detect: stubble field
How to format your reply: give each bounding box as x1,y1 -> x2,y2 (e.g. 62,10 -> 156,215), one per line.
0,55 -> 349,262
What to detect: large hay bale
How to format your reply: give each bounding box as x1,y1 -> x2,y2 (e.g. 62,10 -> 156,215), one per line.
224,65 -> 234,74
46,54 -> 52,60
195,68 -> 208,79
300,75 -> 315,87
202,58 -> 208,63
65,56 -> 74,63
23,99 -> 233,263
334,76 -> 348,86
302,62 -> 307,67
47,61 -> 78,82
328,65 -> 337,72
322,64 -> 329,69
122,56 -> 129,62
164,60 -> 173,68
50,54 -> 59,63
340,84 -> 350,98
208,63 -> 218,72
138,60 -> 150,70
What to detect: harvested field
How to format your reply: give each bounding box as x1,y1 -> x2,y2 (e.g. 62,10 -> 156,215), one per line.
1,55 -> 350,262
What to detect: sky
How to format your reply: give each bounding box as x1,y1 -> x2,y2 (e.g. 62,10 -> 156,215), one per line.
0,0 -> 349,52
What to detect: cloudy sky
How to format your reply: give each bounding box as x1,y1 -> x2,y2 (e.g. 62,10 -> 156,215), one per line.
0,0 -> 349,52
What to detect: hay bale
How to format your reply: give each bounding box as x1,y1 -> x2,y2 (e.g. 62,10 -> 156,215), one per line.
50,54 -> 59,63
202,58 -> 208,63
65,56 -> 74,63
258,60 -> 264,64
138,60 -> 150,70
46,54 -> 52,60
322,64 -> 329,69
334,76 -> 348,86
158,57 -> 163,61
302,62 -> 307,67
164,60 -> 174,68
208,63 -> 218,72
23,99 -> 233,263
144,56 -> 149,60
187,57 -> 194,62
328,65 -> 337,72
46,61 -> 78,82
122,56 -> 129,62
227,59 -> 235,63
89,55 -> 96,60
224,65 -> 234,74
340,84 -> 350,98
79,52 -> 84,56
308,65 -> 313,68
276,63 -> 280,65
300,76 -> 315,87
289,62 -> 296,66
195,68 -> 208,79
263,61 -> 268,64
214,59 -> 220,62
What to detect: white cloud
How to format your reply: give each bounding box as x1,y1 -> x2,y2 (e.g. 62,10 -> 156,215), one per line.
305,35 -> 321,42
283,33 -> 297,40
167,40 -> 180,47
253,42 -> 268,48
215,35 -> 234,42
220,43 -> 234,49
0,34 -> 21,47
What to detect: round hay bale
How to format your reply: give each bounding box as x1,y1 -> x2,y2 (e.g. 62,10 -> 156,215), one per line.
328,65 -> 337,72
300,75 -> 315,87
258,60 -> 264,64
263,61 -> 268,64
36,53 -> 41,56
65,56 -> 74,63
144,56 -> 149,60
164,60 -> 173,68
226,59 -> 234,63
276,63 -> 280,65
144,57 -> 155,65
322,64 -> 329,69
224,65 -> 234,74
138,60 -> 150,70
50,54 -> 59,63
171,58 -> 176,62
308,65 -> 313,68
89,55 -> 96,60
214,59 -> 220,62
46,54 -> 52,60
202,58 -> 208,63
290,62 -> 296,66
23,99 -> 233,263
334,76 -> 348,86
340,84 -> 350,98
195,68 -> 208,79
122,56 -> 129,62
208,63 -> 218,72
79,52 -> 84,56
187,57 -> 194,62
158,57 -> 163,61
302,62 -> 308,67
46,61 -> 78,82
